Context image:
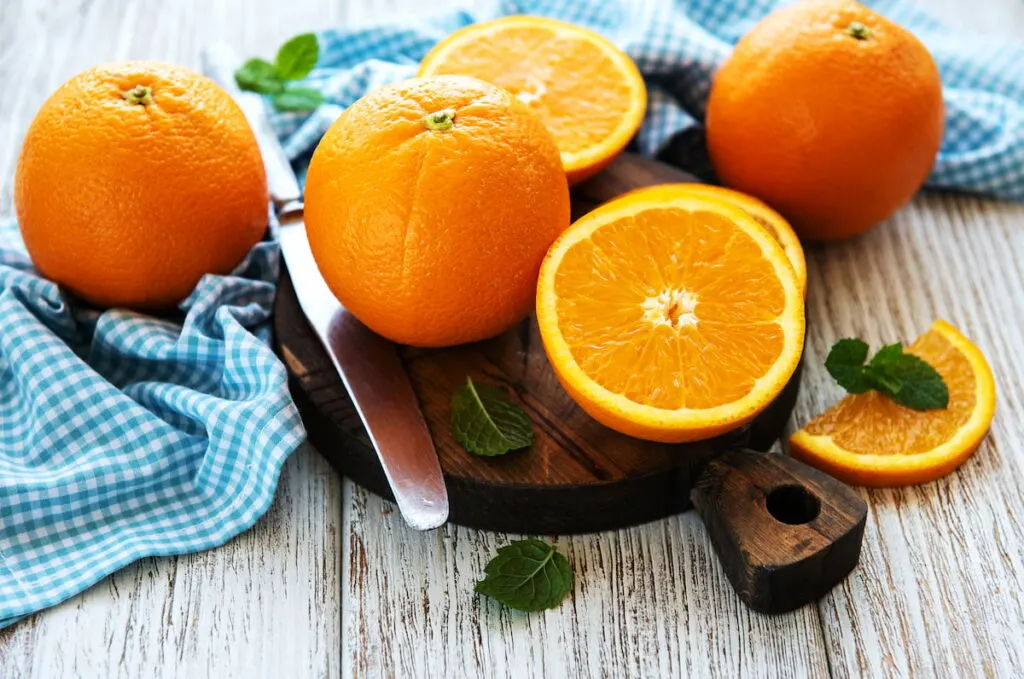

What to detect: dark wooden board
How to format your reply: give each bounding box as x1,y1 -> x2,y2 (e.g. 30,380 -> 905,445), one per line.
275,154 -> 802,534
276,153 -> 867,612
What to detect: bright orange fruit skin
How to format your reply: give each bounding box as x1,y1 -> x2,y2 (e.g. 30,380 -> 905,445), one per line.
15,61 -> 268,309
304,75 -> 570,348
706,0 -> 944,241
418,16 -> 647,185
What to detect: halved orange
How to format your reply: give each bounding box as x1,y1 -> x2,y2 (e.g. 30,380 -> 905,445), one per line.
536,191 -> 805,443
417,16 -> 646,184
619,184 -> 807,295
789,320 -> 996,486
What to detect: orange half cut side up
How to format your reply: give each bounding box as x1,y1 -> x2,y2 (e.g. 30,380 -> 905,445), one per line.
536,192 -> 806,443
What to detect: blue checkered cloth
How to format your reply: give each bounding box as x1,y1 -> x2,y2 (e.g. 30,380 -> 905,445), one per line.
272,0 -> 1024,201
0,221 -> 305,628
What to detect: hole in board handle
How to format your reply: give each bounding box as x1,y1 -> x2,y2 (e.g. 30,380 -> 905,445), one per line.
766,485 -> 821,525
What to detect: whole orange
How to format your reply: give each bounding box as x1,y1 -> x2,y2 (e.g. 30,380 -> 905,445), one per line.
706,0 -> 944,241
304,75 -> 570,347
15,62 -> 268,308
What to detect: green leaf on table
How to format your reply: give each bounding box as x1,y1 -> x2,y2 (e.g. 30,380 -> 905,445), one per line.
234,58 -> 284,94
272,86 -> 325,112
275,32 -> 320,80
475,539 -> 573,612
450,377 -> 534,456
825,337 -> 949,411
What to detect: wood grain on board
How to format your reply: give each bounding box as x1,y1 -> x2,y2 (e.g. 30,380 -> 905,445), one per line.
0,0 -> 1022,677
277,153 -> 813,535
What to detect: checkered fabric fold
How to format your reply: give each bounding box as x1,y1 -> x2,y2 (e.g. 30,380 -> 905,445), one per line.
0,221 -> 305,628
272,0 -> 1024,201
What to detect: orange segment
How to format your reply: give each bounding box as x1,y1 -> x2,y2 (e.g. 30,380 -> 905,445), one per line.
418,15 -> 647,184
619,183 -> 807,295
536,192 -> 805,443
789,320 -> 997,486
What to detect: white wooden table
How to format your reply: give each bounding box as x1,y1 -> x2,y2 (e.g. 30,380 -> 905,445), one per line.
1,0 -> 1022,676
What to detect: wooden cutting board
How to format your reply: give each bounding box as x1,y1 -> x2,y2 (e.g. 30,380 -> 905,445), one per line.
275,153 -> 867,613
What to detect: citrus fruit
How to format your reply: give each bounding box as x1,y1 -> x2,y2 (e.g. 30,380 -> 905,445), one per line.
15,61 -> 268,309
304,75 -> 570,348
417,16 -> 646,185
536,191 -> 805,443
789,320 -> 996,486
706,0 -> 944,241
618,183 -> 807,295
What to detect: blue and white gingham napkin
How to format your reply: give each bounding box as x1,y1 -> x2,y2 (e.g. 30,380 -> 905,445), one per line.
272,0 -> 1024,201
0,222 -> 305,628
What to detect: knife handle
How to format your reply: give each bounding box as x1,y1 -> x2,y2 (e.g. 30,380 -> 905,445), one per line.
201,44 -> 302,205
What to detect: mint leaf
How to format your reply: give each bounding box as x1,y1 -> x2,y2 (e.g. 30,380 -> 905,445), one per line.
275,33 -> 319,81
826,337 -> 948,411
825,338 -> 872,394
451,378 -> 534,456
272,87 -> 324,112
869,342 -> 903,370
865,365 -> 903,396
886,353 -> 949,410
475,539 -> 572,612
235,58 -> 283,94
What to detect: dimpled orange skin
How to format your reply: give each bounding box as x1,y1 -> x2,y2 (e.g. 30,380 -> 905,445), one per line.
706,0 -> 944,241
15,62 -> 268,309
304,75 -> 570,347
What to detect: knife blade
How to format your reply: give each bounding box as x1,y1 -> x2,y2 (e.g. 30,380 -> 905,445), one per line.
201,44 -> 449,531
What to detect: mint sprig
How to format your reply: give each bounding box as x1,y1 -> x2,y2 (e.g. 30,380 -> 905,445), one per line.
235,33 -> 324,111
825,338 -> 949,411
475,539 -> 573,612
450,378 -> 534,456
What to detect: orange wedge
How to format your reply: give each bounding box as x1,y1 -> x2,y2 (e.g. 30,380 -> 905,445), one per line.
417,16 -> 646,184
536,191 -> 805,443
789,320 -> 996,486
619,184 -> 807,295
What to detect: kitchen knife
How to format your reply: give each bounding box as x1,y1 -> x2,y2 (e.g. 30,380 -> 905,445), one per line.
202,44 -> 449,531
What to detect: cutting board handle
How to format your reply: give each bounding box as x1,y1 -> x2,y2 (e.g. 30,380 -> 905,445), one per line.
690,449 -> 867,613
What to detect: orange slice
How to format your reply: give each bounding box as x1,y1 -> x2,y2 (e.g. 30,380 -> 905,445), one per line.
620,184 -> 807,295
789,320 -> 996,486
417,16 -> 647,184
536,191 -> 805,443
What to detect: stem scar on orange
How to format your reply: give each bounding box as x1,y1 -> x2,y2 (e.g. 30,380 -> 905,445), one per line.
536,191 -> 805,443
706,0 -> 944,241
304,75 -> 570,348
418,16 -> 647,185
15,62 -> 268,309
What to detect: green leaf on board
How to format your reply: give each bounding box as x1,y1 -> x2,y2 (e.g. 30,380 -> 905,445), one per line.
450,377 -> 534,456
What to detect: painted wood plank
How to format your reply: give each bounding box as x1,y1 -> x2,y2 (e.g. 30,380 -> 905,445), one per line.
336,0 -> 1024,677
0,0 -> 347,677
1,0 -> 1023,677
342,488 -> 830,678
806,193 -> 1024,678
